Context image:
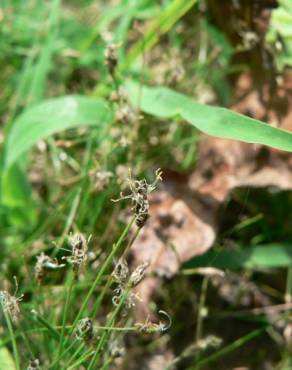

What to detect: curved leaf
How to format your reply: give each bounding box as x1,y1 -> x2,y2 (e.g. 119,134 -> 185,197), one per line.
183,244 -> 292,270
126,81 -> 292,152
5,95 -> 112,168
0,345 -> 16,370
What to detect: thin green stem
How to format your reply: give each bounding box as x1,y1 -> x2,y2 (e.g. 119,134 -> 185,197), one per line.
66,348 -> 94,370
96,325 -> 136,331
190,327 -> 266,370
20,330 -> 35,359
49,339 -> 78,369
50,323 -> 137,369
2,309 -> 20,370
58,217 -> 135,361
101,357 -> 112,370
91,223 -> 142,318
58,273 -> 75,357
30,310 -> 60,341
0,325 -> 75,349
61,342 -> 85,370
87,285 -> 131,369
91,277 -> 113,318
72,216 -> 135,329
285,267 -> 292,303
121,224 -> 142,258
284,266 -> 292,367
195,277 -> 209,345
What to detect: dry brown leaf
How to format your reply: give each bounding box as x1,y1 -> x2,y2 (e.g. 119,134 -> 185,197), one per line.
131,178 -> 217,278
131,69 -> 292,320
132,70 -> 292,316
122,345 -> 174,370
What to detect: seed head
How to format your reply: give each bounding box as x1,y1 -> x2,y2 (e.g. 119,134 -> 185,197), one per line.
166,50 -> 185,85
115,104 -> 138,124
135,310 -> 172,334
0,289 -> 23,323
27,359 -> 41,370
35,252 -> 65,284
112,287 -> 142,310
112,286 -> 124,306
194,335 -> 222,352
126,291 -> 142,309
112,258 -> 129,285
90,170 -> 113,192
112,168 -> 163,228
65,233 -> 90,276
104,43 -> 118,75
110,87 -> 127,103
129,262 -> 149,287
110,345 -> 125,359
75,317 -> 95,342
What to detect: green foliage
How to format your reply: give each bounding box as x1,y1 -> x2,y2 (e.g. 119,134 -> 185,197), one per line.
0,0 -> 291,369
4,96 -> 112,168
127,81 -> 292,152
184,244 -> 292,270
2,95 -> 111,229
0,345 -> 16,370
121,0 -> 198,70
267,0 -> 292,69
0,164 -> 36,228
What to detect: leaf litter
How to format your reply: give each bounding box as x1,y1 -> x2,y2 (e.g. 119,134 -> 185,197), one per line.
131,69 -> 292,318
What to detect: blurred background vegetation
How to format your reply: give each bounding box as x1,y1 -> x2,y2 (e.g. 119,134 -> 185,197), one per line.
1,0 -> 292,369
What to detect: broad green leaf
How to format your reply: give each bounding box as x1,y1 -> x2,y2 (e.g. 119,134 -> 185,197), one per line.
1,0 -> 60,229
1,163 -> 31,208
0,345 -> 15,370
0,163 -> 36,228
126,81 -> 292,152
5,95 -> 112,168
183,244 -> 292,271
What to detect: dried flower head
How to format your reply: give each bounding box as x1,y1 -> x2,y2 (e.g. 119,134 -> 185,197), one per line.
90,170 -> 113,192
110,87 -> 128,103
112,258 -> 129,285
112,286 -> 124,306
108,338 -> 125,360
75,317 -> 95,342
64,233 -> 90,276
116,164 -> 129,184
115,104 -> 138,125
112,287 -> 142,310
119,135 -> 131,147
0,279 -> 23,323
194,335 -> 222,352
126,291 -> 142,309
104,42 -> 119,75
135,310 -> 172,334
129,262 -> 149,287
168,63 -> 185,85
27,358 -> 41,370
178,335 -> 222,360
35,252 -> 65,284
112,168 -> 163,227
110,345 -> 125,359
166,50 -> 185,85
110,85 -> 139,125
